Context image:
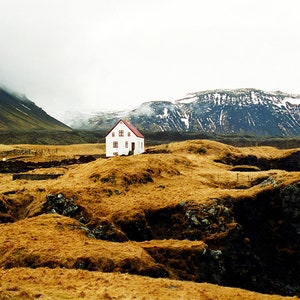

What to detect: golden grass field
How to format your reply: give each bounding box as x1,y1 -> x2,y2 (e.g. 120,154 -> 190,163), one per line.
0,140 -> 299,299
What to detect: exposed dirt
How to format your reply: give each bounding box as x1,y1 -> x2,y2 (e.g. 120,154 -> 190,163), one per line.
0,140 -> 299,299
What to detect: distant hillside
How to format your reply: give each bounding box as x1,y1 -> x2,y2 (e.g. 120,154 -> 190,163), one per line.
63,89 -> 300,137
0,87 -> 70,131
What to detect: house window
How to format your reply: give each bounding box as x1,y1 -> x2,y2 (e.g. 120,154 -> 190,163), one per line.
127,132 -> 131,137
113,152 -> 118,156
112,132 -> 115,137
113,141 -> 118,148
125,141 -> 128,148
119,130 -> 124,137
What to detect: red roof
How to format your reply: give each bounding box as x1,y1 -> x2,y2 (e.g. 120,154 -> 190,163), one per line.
105,119 -> 144,138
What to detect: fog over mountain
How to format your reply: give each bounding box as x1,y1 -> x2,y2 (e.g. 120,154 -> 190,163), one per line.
0,86 -> 70,131
1,1 -> 300,118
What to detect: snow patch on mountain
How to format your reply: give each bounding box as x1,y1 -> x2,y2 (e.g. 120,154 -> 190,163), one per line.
181,113 -> 190,128
163,108 -> 169,118
62,89 -> 300,136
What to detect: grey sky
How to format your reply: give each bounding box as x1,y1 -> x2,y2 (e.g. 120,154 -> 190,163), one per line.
0,0 -> 299,118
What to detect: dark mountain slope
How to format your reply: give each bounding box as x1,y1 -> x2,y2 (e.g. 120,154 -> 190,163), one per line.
180,89 -> 300,136
0,87 -> 70,131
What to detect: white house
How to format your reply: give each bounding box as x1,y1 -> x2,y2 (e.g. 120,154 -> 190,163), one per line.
105,119 -> 145,157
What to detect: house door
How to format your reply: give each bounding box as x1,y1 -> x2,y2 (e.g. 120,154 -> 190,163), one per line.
131,142 -> 135,153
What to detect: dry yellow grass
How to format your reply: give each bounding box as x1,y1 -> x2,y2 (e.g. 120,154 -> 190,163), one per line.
36,141 -> 298,220
0,214 -> 158,271
1,140 -> 299,221
0,143 -> 105,162
0,144 -> 16,152
0,267 -> 298,300
0,140 -> 299,299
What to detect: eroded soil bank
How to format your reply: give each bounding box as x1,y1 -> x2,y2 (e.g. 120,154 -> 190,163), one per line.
1,182 -> 299,296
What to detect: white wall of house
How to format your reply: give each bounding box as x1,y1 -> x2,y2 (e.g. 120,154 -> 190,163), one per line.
105,121 -> 144,157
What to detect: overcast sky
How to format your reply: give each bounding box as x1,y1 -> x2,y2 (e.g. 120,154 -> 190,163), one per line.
0,0 -> 300,118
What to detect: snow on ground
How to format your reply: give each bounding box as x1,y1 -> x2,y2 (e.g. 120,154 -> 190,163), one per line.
21,104 -> 32,110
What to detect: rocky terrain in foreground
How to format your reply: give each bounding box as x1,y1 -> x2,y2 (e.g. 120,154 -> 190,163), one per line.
0,140 -> 299,299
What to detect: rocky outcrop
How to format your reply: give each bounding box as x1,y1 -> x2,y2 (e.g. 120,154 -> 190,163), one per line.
282,182 -> 300,232
2,175 -> 300,297
88,221 -> 128,242
232,182 -> 300,295
98,182 -> 300,296
40,194 -> 89,224
31,182 -> 300,296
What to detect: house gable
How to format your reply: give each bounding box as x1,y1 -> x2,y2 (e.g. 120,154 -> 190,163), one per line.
105,119 -> 144,138
105,120 -> 144,157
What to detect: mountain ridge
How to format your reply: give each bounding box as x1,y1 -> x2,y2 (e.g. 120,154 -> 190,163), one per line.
0,86 -> 71,131
63,88 -> 300,136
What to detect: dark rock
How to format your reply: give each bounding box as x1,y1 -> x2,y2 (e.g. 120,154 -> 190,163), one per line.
101,175 -> 116,184
41,194 -> 88,223
114,189 -> 122,195
260,176 -> 277,187
281,182 -> 300,228
90,221 -> 128,242
233,181 -> 300,296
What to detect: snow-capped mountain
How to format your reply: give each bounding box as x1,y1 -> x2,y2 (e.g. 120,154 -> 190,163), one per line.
62,110 -> 128,130
63,89 -> 300,136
